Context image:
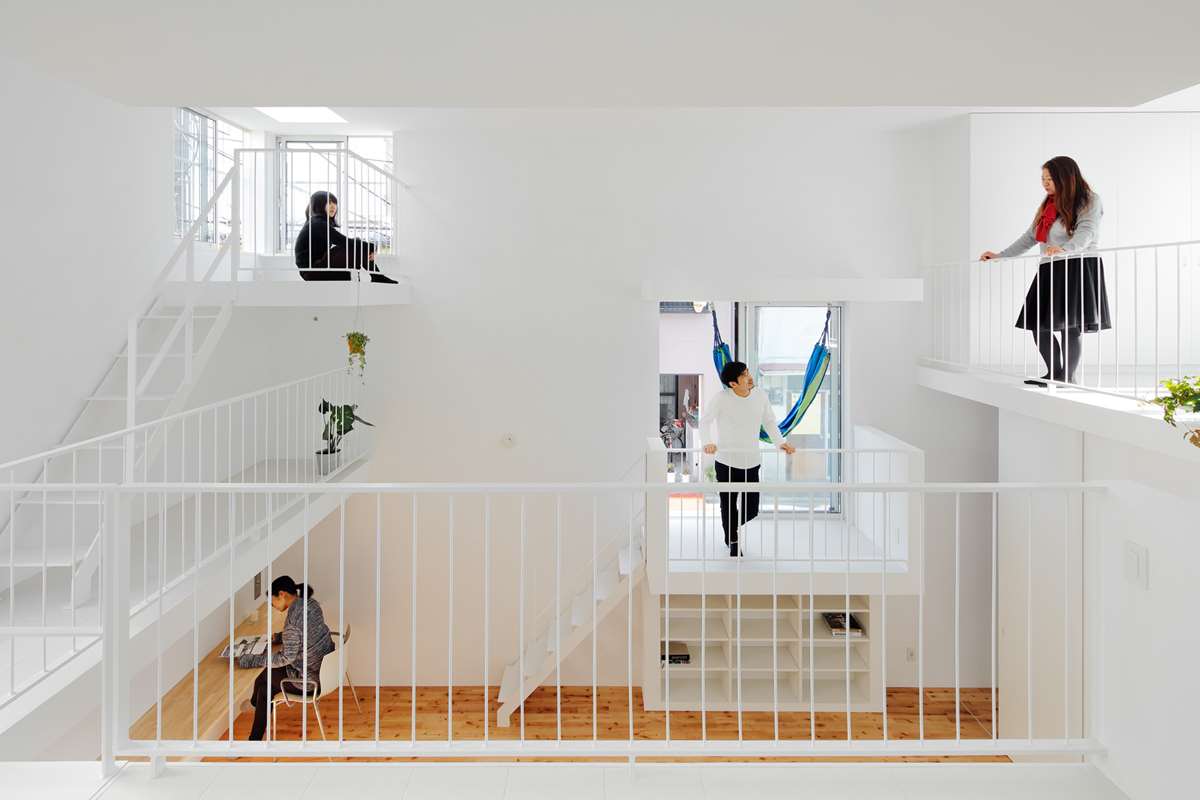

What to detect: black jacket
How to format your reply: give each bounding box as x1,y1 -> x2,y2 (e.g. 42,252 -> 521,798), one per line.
294,215 -> 375,269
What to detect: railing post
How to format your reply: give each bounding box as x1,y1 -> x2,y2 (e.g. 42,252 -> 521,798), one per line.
229,160 -> 241,282
644,436 -> 667,594
100,488 -> 130,776
184,231 -> 195,385
125,317 -> 137,481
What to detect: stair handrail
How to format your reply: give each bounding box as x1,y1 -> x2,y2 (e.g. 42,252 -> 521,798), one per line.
0,367 -> 345,476
0,366 -> 354,560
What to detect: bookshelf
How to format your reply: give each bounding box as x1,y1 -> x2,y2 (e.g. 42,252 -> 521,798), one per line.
656,594 -> 878,712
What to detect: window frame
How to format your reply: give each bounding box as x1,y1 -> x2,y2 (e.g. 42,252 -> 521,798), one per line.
174,107 -> 245,244
737,301 -> 846,515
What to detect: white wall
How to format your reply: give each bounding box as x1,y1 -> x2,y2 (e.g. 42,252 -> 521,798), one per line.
971,113 -> 1200,254
996,411 -> 1084,744
1085,456 -> 1200,800
996,408 -> 1200,798
0,54 -> 174,468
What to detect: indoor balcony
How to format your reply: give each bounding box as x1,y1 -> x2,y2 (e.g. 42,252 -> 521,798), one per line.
920,240 -> 1200,462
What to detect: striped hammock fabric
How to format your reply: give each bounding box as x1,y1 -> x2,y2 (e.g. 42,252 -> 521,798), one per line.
711,308 -> 831,442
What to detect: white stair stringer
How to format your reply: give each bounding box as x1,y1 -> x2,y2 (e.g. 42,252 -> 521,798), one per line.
496,536 -> 644,727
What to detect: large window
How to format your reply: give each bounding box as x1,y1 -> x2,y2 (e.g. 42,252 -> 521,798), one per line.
740,303 -> 844,511
275,136 -> 394,253
173,108 -> 244,243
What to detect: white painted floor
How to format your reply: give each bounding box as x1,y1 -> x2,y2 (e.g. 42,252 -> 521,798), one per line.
0,761 -> 1130,800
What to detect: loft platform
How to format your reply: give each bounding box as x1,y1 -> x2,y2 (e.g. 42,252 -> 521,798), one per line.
161,255 -> 412,308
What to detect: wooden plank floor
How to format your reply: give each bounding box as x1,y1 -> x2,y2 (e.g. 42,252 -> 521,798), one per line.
196,685 -> 1005,763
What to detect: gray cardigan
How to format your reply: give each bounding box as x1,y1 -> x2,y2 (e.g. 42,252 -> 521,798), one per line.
999,192 -> 1103,258
238,596 -> 334,682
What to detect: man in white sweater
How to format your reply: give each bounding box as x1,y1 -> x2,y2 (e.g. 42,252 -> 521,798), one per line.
701,361 -> 796,557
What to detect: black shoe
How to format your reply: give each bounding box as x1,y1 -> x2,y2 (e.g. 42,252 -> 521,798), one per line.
1024,379 -> 1047,387
729,543 -> 743,558
369,272 -> 399,284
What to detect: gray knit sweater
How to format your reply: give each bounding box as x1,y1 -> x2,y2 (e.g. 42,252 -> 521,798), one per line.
238,596 -> 334,682
999,191 -> 1103,258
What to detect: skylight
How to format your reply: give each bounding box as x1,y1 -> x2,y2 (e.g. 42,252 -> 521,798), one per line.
254,107 -> 347,123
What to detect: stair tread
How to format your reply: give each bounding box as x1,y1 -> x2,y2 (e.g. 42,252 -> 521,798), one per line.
0,545 -> 90,567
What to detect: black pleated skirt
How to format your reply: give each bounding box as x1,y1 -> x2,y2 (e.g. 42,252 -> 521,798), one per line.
1014,255 -> 1112,333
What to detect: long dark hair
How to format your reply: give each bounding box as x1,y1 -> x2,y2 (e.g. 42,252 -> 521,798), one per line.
270,575 -> 314,599
1035,156 -> 1092,236
305,191 -> 339,227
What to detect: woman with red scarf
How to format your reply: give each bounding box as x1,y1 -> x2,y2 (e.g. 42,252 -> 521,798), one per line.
980,156 -> 1111,386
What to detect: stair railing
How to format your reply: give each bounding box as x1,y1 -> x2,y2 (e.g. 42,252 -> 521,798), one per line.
0,366 -> 363,712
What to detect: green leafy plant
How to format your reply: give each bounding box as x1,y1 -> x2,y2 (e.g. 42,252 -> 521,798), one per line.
345,331 -> 370,377
1151,376 -> 1200,448
317,400 -> 374,455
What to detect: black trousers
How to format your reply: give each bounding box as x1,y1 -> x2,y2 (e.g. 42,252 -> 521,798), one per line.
715,462 -> 760,549
248,667 -> 318,740
299,247 -> 397,284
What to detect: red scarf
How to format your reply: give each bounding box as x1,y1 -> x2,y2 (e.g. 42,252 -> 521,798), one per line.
1035,196 -> 1057,243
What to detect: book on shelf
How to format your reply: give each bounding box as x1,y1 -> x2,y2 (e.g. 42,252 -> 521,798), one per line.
660,641 -> 690,665
822,612 -> 864,638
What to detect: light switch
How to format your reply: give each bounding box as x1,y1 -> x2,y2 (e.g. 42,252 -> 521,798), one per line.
1124,541 -> 1149,590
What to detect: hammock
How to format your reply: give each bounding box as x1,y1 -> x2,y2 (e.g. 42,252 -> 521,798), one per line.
711,307 -> 831,442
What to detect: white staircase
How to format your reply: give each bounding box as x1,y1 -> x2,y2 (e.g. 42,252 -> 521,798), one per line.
496,535 -> 645,726
0,299 -> 232,606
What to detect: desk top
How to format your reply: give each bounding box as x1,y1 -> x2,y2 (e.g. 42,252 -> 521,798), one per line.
129,604 -> 285,742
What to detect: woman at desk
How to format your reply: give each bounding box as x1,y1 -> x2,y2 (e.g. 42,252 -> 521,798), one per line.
238,576 -> 334,741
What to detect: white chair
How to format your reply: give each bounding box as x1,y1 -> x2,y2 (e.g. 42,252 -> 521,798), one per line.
271,649 -> 338,741
331,626 -> 363,714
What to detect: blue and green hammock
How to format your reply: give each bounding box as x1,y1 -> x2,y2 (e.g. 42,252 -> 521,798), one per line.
711,308 -> 831,442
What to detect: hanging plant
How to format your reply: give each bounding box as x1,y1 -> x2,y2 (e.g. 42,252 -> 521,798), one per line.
345,331 -> 370,377
1151,376 -> 1200,448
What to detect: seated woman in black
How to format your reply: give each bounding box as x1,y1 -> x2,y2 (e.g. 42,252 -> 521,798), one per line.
294,190 -> 397,283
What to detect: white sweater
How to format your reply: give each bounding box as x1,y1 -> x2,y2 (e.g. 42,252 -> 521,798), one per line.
699,388 -> 785,470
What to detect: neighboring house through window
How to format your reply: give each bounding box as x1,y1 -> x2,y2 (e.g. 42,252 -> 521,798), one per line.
174,107 -> 245,243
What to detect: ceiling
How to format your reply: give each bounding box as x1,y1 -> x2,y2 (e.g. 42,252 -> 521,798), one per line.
4,1 -> 1200,108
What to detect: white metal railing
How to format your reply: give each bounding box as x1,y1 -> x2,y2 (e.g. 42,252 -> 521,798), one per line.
925,239 -> 1200,402
655,442 -> 923,569
230,147 -> 402,282
77,479 -> 1103,766
0,367 -> 367,711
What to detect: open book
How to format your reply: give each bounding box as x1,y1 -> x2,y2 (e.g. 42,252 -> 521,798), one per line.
219,635 -> 269,660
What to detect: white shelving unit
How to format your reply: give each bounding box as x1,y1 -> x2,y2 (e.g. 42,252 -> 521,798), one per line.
654,593 -> 879,712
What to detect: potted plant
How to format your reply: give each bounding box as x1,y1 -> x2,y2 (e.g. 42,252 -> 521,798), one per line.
1151,376 -> 1200,449
345,331 -> 369,378
316,399 -> 374,475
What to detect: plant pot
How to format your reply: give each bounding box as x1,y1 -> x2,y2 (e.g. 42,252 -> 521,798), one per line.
315,450 -> 342,476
